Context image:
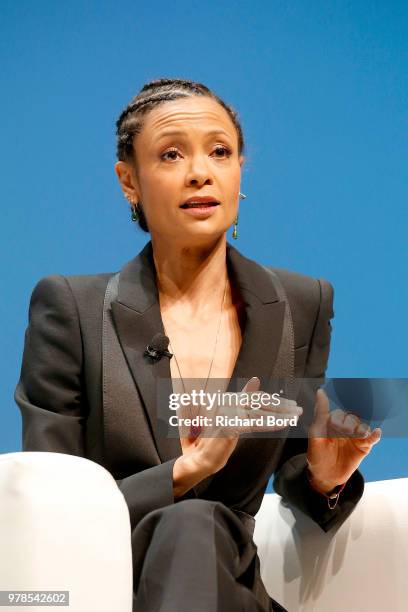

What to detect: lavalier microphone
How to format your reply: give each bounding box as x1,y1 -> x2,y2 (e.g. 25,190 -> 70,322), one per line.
144,333 -> 173,361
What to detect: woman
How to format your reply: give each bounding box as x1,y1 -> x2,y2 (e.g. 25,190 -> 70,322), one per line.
14,78 -> 381,612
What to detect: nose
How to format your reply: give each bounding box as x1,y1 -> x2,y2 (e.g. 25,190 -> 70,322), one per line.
185,153 -> 213,187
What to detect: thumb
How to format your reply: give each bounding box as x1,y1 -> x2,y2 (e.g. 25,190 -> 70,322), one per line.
241,376 -> 261,393
310,388 -> 330,435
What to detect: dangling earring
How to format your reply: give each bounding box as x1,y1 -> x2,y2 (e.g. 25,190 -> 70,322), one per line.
130,204 -> 139,222
232,192 -> 247,239
232,213 -> 239,239
125,194 -> 140,222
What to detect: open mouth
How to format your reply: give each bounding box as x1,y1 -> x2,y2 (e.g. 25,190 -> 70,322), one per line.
180,202 -> 220,209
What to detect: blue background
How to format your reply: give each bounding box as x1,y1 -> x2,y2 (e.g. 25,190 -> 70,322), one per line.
2,1 -> 407,484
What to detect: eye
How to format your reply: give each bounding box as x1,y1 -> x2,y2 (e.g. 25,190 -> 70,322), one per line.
213,145 -> 232,158
160,147 -> 180,162
160,144 -> 232,162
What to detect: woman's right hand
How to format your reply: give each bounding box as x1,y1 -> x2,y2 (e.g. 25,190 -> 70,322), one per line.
173,377 -> 303,490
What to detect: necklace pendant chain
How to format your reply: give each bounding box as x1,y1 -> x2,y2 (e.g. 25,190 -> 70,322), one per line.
162,274 -> 229,438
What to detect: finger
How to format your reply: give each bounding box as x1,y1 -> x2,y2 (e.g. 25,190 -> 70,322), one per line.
343,413 -> 361,431
315,388 -> 330,421
238,418 -> 296,433
310,388 -> 330,435
355,421 -> 371,437
350,427 -> 382,452
327,409 -> 348,431
363,427 -> 382,445
248,407 -> 302,420
245,395 -> 301,415
212,427 -> 240,440
272,397 -> 298,410
327,410 -> 370,438
261,400 -> 302,416
241,377 -> 260,393
232,403 -> 302,420
329,412 -> 362,435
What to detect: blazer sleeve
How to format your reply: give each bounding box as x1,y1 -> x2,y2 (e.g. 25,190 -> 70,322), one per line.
272,277 -> 365,533
14,275 -> 184,531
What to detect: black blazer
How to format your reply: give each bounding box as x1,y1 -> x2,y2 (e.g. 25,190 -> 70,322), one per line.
14,240 -> 364,533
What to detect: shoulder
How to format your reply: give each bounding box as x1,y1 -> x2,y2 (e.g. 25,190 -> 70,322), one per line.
233,244 -> 334,314
264,265 -> 335,348
30,271 -> 116,298
27,271 -> 118,320
231,244 -> 335,339
270,266 -> 334,310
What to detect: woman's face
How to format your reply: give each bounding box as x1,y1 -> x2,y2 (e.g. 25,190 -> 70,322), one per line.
115,95 -> 245,245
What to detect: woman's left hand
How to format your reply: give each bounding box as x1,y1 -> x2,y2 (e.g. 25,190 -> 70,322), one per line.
306,388 -> 382,493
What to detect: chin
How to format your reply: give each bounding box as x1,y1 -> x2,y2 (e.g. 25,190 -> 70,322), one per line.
186,223 -> 229,237
174,227 -> 228,246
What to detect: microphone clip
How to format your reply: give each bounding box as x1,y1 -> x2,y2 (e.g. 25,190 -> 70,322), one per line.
144,345 -> 173,361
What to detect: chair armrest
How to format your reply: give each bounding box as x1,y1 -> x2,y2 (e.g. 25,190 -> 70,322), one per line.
254,478 -> 408,612
0,452 -> 133,612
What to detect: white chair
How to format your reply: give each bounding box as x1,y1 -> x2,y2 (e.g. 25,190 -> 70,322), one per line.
0,452 -> 133,612
254,478 -> 408,612
1,452 -> 407,612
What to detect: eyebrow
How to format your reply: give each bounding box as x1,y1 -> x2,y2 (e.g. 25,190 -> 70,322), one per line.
155,129 -> 232,142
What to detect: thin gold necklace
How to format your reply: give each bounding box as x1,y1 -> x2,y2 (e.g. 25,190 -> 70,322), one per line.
162,274 -> 229,438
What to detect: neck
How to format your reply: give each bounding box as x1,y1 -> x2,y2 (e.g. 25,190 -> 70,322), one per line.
150,234 -> 231,312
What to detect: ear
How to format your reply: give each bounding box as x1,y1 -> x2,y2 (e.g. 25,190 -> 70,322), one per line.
114,161 -> 140,203
239,155 -> 245,168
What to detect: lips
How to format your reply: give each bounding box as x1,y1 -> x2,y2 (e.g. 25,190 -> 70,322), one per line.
180,197 -> 220,209
181,203 -> 219,208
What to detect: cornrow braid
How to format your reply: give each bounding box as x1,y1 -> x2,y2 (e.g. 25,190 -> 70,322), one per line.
140,78 -> 212,94
116,91 -> 191,162
115,77 -> 245,233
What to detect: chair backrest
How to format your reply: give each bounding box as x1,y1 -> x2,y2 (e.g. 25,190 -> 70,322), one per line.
0,452 -> 133,612
254,478 -> 408,612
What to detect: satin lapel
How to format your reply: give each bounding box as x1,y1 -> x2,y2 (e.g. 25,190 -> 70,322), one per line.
192,245 -> 286,497
110,241 -> 181,464
109,240 -> 286,467
225,243 -> 286,390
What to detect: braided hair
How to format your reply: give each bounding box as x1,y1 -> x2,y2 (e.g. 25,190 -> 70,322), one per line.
115,77 -> 245,233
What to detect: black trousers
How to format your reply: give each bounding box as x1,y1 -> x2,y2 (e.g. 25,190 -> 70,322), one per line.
130,498 -> 288,612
